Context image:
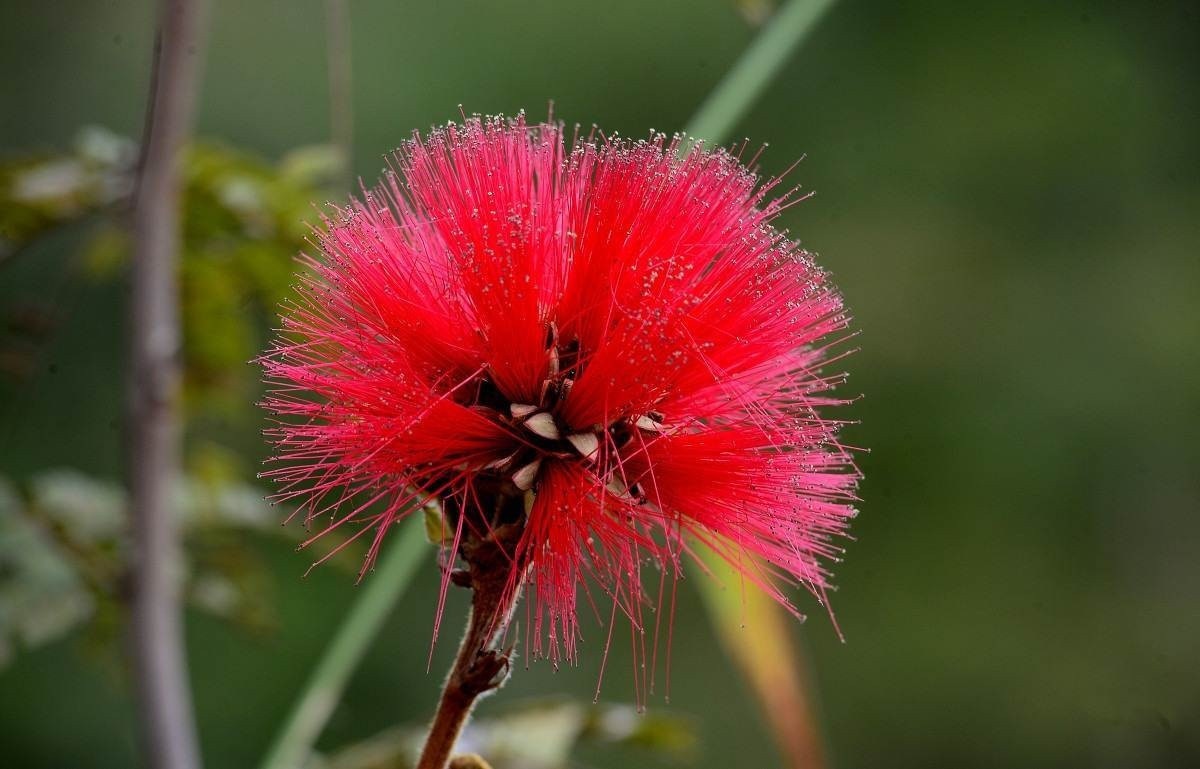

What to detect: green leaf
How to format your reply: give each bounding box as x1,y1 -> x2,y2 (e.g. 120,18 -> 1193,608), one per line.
0,468 -> 314,667
79,225 -> 129,279
422,497 -> 452,546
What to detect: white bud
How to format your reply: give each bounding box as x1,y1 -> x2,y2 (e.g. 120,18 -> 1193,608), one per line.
524,412 -> 561,440
484,452 -> 517,471
567,432 -> 600,460
512,458 -> 542,491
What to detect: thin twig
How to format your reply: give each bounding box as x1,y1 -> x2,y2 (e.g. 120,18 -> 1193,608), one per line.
415,525 -> 523,769
127,2 -> 209,768
326,0 -> 354,190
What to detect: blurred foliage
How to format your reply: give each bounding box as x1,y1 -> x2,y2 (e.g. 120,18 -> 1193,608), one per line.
175,141 -> 338,420
0,468 -> 283,668
0,133 -> 339,676
0,127 -> 337,461
0,127 -> 135,261
312,698 -> 694,769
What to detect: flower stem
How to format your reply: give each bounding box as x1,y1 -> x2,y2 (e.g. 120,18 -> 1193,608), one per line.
127,1 -> 208,768
416,525 -> 523,769
414,609 -> 504,769
685,0 -> 838,143
258,519 -> 429,769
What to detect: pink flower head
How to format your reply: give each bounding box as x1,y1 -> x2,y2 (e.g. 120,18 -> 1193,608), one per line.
263,113 -> 859,673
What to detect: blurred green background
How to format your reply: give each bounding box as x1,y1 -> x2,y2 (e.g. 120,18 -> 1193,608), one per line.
1,0 -> 1197,767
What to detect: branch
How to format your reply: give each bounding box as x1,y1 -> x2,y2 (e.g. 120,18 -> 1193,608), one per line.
415,524 -> 524,769
127,2 -> 209,768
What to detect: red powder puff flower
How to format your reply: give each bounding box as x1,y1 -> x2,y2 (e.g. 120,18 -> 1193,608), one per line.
263,112 -> 859,676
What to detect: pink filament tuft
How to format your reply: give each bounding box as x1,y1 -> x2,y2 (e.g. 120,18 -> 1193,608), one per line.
261,112 -> 860,693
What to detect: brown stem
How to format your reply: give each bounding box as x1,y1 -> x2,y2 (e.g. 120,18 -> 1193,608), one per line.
127,1 -> 208,768
416,525 -> 522,769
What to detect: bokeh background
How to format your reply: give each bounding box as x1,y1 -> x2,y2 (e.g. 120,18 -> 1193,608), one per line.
1,0 -> 1197,767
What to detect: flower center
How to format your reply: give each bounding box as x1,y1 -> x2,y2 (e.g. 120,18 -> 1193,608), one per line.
457,330 -> 667,498
505,404 -> 603,490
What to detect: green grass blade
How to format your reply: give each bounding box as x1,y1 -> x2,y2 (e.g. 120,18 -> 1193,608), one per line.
259,518 -> 428,769
686,0 -> 838,143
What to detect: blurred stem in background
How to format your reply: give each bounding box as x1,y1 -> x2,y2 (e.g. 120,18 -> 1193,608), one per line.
257,1 -> 838,767
127,1 -> 209,769
325,0 -> 354,191
686,0 -> 836,145
693,549 -> 829,769
258,520 -> 429,769
686,2 -> 838,767
257,5 -> 421,769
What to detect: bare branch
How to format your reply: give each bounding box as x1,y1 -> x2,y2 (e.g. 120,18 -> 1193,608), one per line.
127,2 -> 209,768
